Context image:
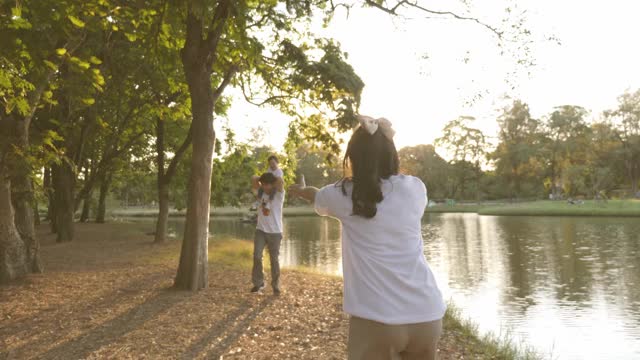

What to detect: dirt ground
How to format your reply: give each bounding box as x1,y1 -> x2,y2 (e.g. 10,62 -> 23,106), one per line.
0,222 -> 494,359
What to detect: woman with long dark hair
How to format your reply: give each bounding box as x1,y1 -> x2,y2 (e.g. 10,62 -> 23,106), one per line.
289,115 -> 446,360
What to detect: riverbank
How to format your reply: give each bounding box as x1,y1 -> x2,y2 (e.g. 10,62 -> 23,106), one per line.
110,206 -> 317,218
426,199 -> 640,217
0,222 -> 538,359
112,199 -> 640,219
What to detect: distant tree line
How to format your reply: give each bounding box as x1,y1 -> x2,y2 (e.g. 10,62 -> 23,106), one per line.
104,90 -> 640,209
408,93 -> 640,201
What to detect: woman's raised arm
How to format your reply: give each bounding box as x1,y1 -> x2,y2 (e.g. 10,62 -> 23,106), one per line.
288,184 -> 319,203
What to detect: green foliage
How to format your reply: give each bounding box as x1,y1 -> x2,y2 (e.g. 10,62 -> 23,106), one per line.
540,105 -> 591,196
0,0 -> 163,198
490,100 -> 545,198
398,145 -> 451,200
294,143 -> 342,188
111,158 -> 156,206
486,96 -> 640,200
235,2 -> 365,158
435,116 -> 487,199
211,134 -> 258,207
607,89 -> 640,193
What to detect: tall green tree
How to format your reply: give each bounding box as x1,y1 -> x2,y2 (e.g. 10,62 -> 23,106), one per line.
0,0 -> 112,279
607,90 -> 640,195
583,121 -> 623,196
147,45 -> 195,242
47,9 -> 157,240
491,100 -> 544,198
542,105 -> 589,197
435,116 -> 487,199
398,144 -> 450,200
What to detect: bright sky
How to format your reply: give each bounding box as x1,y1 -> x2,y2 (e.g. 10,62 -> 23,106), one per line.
220,0 -> 640,153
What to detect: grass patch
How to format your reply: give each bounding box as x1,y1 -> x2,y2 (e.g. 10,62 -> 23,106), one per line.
208,237 -> 254,268
444,304 -> 543,360
207,237 -> 342,280
140,235 -> 256,267
478,199 -> 640,217
425,205 -> 484,213
425,200 -> 640,217
281,264 -> 343,279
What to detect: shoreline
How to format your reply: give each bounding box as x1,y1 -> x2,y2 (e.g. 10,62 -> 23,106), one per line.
428,199 -> 640,217
109,206 -> 318,218
107,199 -> 640,218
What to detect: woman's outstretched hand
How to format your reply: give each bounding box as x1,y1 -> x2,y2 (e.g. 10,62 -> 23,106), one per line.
288,184 -> 318,203
288,184 -> 304,198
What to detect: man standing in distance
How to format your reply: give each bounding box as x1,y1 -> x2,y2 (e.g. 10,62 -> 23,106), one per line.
250,172 -> 285,295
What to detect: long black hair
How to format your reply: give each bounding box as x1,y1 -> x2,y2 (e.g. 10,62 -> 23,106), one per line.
341,126 -> 400,218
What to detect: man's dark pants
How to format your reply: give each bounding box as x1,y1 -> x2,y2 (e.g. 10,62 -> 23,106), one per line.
252,229 -> 282,290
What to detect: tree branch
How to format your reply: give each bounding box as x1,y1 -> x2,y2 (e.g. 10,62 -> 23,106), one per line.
204,0 -> 233,69
247,4 -> 273,29
364,0 -> 503,38
239,74 -> 299,107
155,117 -> 166,178
164,124 -> 193,182
212,65 -> 238,102
329,0 -> 352,16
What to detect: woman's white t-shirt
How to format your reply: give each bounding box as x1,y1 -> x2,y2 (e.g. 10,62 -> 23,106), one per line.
314,174 -> 446,325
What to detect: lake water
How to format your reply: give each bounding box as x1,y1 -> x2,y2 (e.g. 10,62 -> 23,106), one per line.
150,213 -> 640,359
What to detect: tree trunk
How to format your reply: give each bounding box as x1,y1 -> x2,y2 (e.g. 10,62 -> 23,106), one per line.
79,166 -> 92,222
96,174 -> 111,223
44,167 -> 57,233
154,117 -> 168,243
11,177 -> 43,273
80,195 -> 91,222
52,163 -> 75,242
174,76 -> 215,291
44,167 -> 52,221
154,181 -> 170,243
174,3 -> 233,291
0,176 -> 28,283
79,180 -> 94,223
49,197 -> 57,234
154,111 -> 193,243
0,59 -> 55,281
33,200 -> 40,226
10,118 -> 43,272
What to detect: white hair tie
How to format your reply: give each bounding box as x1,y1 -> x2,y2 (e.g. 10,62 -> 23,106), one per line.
357,115 -> 395,140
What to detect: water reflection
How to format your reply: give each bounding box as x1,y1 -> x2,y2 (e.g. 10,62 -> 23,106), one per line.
423,214 -> 640,359
150,214 -> 640,359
